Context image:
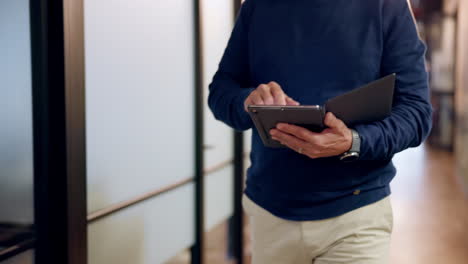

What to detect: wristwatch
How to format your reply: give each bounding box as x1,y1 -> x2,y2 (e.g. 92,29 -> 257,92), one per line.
340,129 -> 360,162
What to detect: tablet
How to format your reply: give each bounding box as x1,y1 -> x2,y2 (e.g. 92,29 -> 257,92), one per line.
247,74 -> 396,148
247,105 -> 326,148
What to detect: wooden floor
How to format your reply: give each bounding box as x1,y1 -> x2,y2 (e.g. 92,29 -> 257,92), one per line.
389,145 -> 468,264
167,144 -> 468,264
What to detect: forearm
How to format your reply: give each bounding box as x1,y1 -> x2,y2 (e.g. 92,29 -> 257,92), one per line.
208,73 -> 254,131
354,99 -> 432,160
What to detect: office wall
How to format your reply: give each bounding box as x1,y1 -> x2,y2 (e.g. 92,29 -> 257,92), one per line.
456,0 -> 468,186
84,0 -> 195,263
202,0 -> 236,231
0,0 -> 34,225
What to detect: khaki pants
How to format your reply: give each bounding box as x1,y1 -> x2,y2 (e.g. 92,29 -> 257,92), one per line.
242,194 -> 393,264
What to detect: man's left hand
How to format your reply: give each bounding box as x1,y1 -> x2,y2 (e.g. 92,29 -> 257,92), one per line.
269,112 -> 352,159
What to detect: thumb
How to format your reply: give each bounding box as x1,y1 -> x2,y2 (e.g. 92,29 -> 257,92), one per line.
324,112 -> 345,129
286,97 -> 300,106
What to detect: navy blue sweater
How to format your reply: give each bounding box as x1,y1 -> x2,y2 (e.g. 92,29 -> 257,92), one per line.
208,0 -> 432,220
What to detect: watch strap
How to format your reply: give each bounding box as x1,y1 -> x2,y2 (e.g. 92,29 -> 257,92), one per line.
340,129 -> 360,162
349,129 -> 361,153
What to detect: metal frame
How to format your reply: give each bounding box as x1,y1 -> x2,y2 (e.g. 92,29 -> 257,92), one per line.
0,223 -> 35,261
0,240 -> 35,262
232,2 -> 245,264
231,131 -> 245,264
30,0 -> 87,263
191,0 -> 205,263
87,177 -> 194,222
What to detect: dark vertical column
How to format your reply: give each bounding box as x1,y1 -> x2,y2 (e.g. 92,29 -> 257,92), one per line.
191,0 -> 205,263
30,0 -> 87,263
63,0 -> 87,262
232,132 -> 245,264
455,2 -> 468,190
231,2 -> 245,264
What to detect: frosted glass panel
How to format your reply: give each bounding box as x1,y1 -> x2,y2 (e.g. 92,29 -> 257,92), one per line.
88,184 -> 194,264
202,0 -> 235,169
0,0 -> 34,224
85,0 -> 195,212
205,165 -> 234,231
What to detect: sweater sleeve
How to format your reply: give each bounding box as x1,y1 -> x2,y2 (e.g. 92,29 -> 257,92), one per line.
353,0 -> 433,160
207,0 -> 255,131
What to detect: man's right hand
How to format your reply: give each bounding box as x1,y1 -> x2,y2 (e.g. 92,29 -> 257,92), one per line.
244,81 -> 300,112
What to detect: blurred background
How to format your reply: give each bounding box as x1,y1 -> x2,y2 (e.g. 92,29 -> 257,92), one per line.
1,0 -> 467,264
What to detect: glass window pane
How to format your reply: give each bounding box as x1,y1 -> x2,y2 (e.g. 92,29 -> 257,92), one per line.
0,0 -> 34,261
203,0 -> 235,169
205,165 -> 234,230
0,0 -> 34,226
88,184 -> 195,264
84,0 -> 195,213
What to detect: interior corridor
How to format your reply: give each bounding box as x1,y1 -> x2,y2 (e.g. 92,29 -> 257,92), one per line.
171,144 -> 468,264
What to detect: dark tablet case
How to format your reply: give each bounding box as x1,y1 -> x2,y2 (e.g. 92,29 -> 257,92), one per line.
247,74 -> 396,148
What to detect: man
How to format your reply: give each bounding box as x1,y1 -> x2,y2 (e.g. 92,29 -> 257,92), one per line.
208,0 -> 432,263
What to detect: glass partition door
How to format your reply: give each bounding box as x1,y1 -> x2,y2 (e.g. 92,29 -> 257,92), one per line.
0,0 -> 35,262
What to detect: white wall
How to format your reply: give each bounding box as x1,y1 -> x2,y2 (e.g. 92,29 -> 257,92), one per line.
0,0 -> 34,224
